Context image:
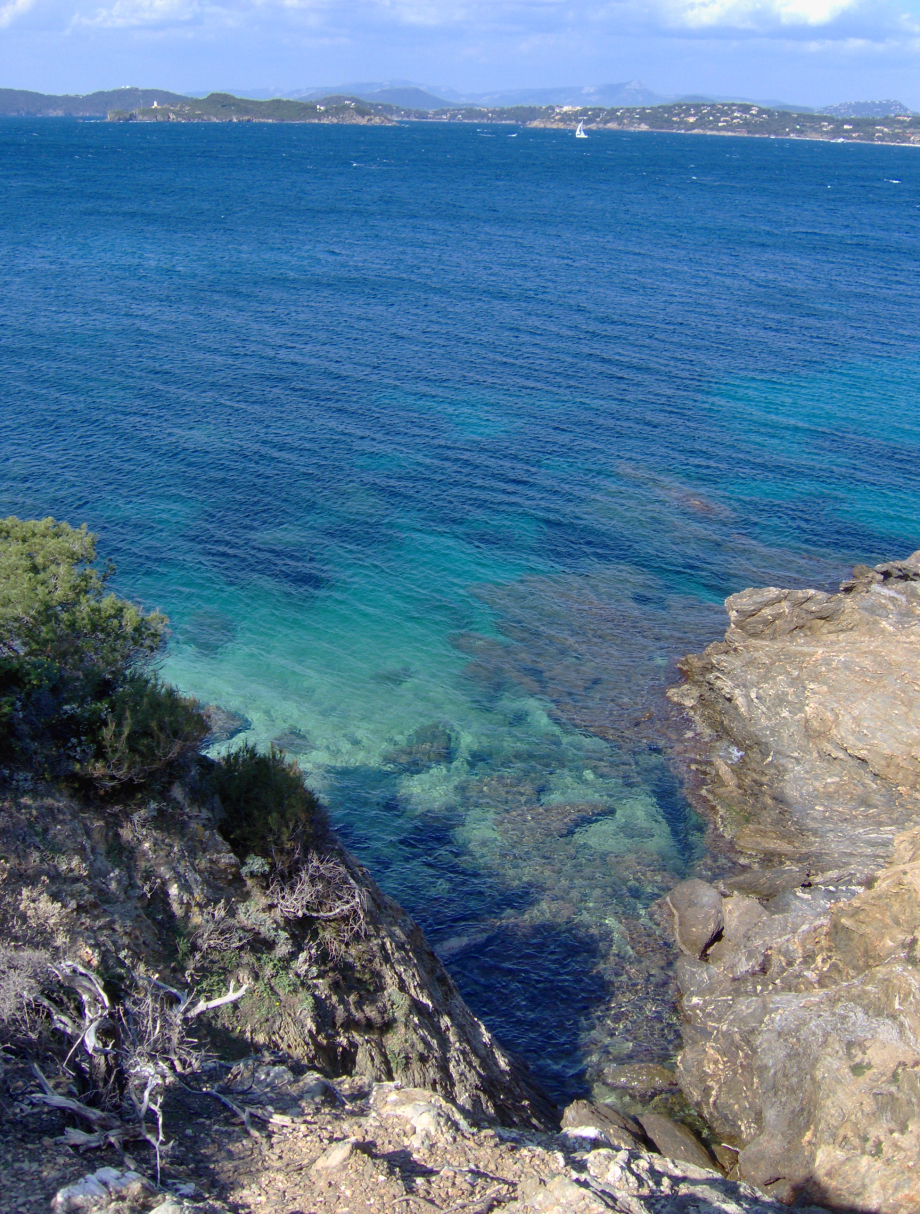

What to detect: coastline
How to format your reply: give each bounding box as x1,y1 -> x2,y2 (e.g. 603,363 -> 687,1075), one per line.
663,552 -> 920,1211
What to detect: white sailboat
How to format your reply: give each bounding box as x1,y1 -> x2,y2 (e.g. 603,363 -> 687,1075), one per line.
575,120 -> 587,138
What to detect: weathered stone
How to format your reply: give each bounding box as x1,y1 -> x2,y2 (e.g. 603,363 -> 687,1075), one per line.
310,1138 -> 361,1171
512,1174 -> 614,1213
664,879 -> 724,958
52,1169 -> 153,1213
371,1084 -> 472,1147
561,1099 -> 645,1148
225,1061 -> 338,1114
637,1112 -> 719,1172
669,552 -> 920,1214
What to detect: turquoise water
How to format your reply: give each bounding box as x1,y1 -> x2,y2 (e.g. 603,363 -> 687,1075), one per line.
2,118 -> 919,1100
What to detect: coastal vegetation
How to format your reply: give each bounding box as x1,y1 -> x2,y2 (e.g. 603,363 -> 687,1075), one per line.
211,742 -> 328,865
1,85 -> 917,142
107,92 -> 395,125
0,516 -> 206,787
102,94 -> 920,143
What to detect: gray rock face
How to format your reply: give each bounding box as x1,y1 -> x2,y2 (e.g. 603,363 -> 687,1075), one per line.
636,1112 -> 718,1173
508,1147 -> 820,1214
664,879 -> 724,958
561,1099 -> 646,1149
667,553 -> 920,1212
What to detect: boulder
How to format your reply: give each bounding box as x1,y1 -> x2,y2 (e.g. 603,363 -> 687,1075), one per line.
310,1138 -> 363,1172
561,1099 -> 645,1149
636,1112 -> 719,1172
664,879 -> 723,958
371,1084 -> 472,1147
52,1169 -> 153,1213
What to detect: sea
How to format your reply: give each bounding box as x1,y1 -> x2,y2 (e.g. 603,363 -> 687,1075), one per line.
2,117 -> 919,1103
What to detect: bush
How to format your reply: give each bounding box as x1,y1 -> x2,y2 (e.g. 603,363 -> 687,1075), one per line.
0,516 -> 164,673
80,674 -> 209,789
213,743 -> 328,867
0,515 -> 206,787
0,945 -> 51,1032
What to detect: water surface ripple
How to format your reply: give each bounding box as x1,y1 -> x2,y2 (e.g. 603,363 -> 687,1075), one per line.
2,119 -> 919,1102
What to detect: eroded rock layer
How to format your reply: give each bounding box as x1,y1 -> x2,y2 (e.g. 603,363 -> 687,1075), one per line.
666,552 -> 920,1211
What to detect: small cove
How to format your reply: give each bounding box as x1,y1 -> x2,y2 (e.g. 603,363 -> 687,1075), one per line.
2,118 -> 919,1101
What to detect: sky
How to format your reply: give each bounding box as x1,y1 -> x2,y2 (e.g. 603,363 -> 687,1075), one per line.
0,0 -> 919,108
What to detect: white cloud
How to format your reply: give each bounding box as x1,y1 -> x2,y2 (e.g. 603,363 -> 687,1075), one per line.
3,0 -> 918,44
0,0 -> 39,27
663,0 -> 863,28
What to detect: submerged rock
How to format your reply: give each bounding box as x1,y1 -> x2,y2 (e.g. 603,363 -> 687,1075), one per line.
601,1062 -> 679,1096
202,704 -> 251,744
179,610 -> 237,654
667,551 -> 920,1212
383,723 -> 453,772
272,728 -> 313,754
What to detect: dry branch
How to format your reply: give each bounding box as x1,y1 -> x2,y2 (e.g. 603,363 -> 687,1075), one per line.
268,855 -> 367,947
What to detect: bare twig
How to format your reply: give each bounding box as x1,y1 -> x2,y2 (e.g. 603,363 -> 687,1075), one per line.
17,954 -> 255,1169
202,1089 -> 263,1139
30,1063 -> 122,1128
186,981 -> 249,1018
268,856 -> 366,926
58,961 -> 111,1010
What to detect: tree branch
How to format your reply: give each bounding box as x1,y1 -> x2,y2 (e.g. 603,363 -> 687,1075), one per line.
186,981 -> 248,1019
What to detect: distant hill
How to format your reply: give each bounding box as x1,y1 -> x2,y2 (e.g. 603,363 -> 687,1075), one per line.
0,87 -> 398,124
461,81 -> 665,108
818,99 -> 913,118
107,92 -> 396,125
291,82 -> 452,110
0,87 -> 190,116
674,93 -> 813,113
362,87 -> 451,110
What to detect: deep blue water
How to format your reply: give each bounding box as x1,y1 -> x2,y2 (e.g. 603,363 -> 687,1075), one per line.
2,117 -> 919,1102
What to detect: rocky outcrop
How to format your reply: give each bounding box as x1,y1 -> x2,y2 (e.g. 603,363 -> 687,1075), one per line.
9,1064 -> 825,1214
0,770 -> 553,1131
666,552 -> 920,1211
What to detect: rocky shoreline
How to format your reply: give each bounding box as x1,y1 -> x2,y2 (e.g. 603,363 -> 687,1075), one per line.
0,769 -> 801,1214
664,551 -> 920,1211
5,551 -> 920,1214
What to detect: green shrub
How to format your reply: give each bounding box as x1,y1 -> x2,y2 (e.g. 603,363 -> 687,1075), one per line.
79,674 -> 209,789
0,516 -> 164,674
212,743 -> 328,866
0,515 -> 206,787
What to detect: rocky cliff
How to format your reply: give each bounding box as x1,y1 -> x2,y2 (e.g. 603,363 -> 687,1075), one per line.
665,552 -> 920,1211
0,767 -> 553,1131
1,768 -> 821,1214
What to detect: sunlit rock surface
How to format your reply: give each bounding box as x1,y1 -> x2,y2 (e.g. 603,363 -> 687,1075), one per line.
668,552 -> 920,1211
